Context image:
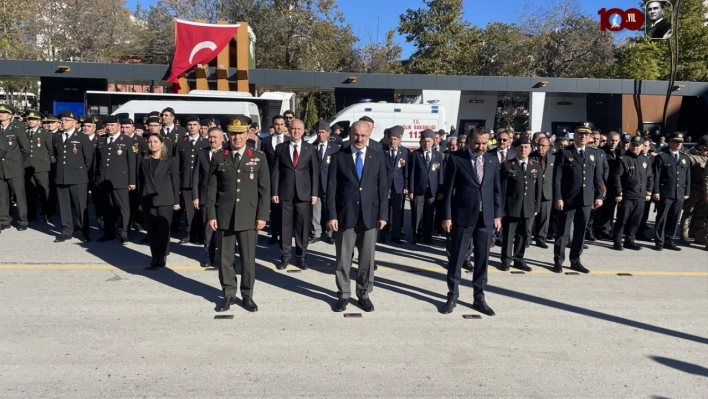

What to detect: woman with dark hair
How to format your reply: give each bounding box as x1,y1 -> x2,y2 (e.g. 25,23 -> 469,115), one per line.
138,133 -> 180,269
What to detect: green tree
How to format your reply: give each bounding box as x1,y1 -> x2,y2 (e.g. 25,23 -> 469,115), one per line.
475,22 -> 533,76
613,39 -> 665,80
304,93 -> 319,131
356,29 -> 404,74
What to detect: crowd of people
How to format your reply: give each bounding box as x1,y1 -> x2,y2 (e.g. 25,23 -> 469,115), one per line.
1,102 -> 707,315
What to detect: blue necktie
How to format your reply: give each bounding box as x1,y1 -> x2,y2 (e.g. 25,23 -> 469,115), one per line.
356,151 -> 363,180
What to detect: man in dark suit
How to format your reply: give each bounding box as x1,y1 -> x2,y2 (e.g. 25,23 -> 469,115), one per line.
0,104 -> 30,231
379,125 -> 408,244
652,132 -> 690,251
271,118 -> 318,270
310,120 -> 339,245
440,128 -> 502,316
351,116 -> 383,153
592,131 -> 624,240
52,111 -> 94,242
160,107 -> 186,148
23,111 -> 54,223
585,131 -> 609,241
434,130 -> 448,153
488,129 -> 515,246
529,136 -> 555,248
646,1 -> 672,39
176,115 -> 210,244
95,115 -> 137,244
552,122 -> 604,273
192,127 -> 228,267
500,137 -> 542,271
327,121 -> 388,313
261,114 -> 289,245
207,115 -> 270,313
408,129 -> 444,245
81,117 -> 103,229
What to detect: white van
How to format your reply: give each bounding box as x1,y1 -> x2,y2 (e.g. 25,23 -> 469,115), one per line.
111,100 -> 260,127
314,102 -> 447,149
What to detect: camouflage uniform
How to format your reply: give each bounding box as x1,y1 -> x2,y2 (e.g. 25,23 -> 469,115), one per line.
679,145 -> 708,245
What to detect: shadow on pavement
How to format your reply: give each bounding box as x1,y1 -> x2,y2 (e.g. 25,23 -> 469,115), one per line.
648,356 -> 708,376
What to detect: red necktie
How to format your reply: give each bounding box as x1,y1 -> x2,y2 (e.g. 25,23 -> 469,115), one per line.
292,144 -> 299,167
501,150 -> 507,163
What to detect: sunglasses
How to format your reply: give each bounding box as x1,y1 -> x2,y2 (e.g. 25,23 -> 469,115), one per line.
499,138 -> 508,142
285,116 -> 293,120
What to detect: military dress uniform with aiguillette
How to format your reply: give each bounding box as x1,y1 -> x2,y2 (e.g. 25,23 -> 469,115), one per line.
52,129 -> 94,241
207,146 -> 270,304
0,117 -> 30,230
652,135 -> 691,250
95,133 -> 136,241
23,114 -> 55,222
611,142 -> 654,249
177,134 -> 210,243
529,149 -> 555,247
500,157 -> 542,270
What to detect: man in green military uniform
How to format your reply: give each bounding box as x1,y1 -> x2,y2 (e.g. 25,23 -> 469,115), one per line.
678,135 -> 708,246
0,104 -> 30,231
207,115 -> 270,313
23,110 -> 55,223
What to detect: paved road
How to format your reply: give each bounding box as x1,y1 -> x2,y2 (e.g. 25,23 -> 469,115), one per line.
0,209 -> 706,398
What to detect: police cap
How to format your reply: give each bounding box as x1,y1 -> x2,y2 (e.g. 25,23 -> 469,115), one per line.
573,121 -> 594,134
697,135 -> 708,147
630,135 -> 644,144
146,116 -> 162,125
667,132 -> 684,142
184,115 -> 200,124
120,118 -> 134,125
200,118 -> 210,127
513,137 -> 531,147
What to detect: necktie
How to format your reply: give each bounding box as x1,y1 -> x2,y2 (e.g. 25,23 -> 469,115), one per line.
64,133 -> 69,143
501,150 -> 507,163
292,144 -> 299,167
475,156 -> 484,211
356,151 -> 364,180
521,162 -> 526,172
277,135 -> 282,145
425,151 -> 431,164
611,148 -> 615,158
234,151 -> 241,165
579,149 -> 585,162
674,153 -> 679,162
191,139 -> 196,147
108,136 -> 114,146
319,143 -> 325,161
166,128 -> 170,136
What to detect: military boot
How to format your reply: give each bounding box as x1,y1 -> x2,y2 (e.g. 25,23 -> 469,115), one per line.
695,229 -> 707,246
679,227 -> 691,245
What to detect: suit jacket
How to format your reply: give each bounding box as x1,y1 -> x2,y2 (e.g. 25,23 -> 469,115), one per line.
0,135 -> 7,179
1,123 -> 30,179
192,145 -> 227,204
501,159 -> 543,218
489,147 -> 516,165
313,140 -> 340,196
408,148 -> 444,196
94,134 -> 137,189
23,127 -> 55,172
652,151 -> 691,199
552,145 -> 603,209
161,125 -> 185,156
647,19 -> 671,39
530,151 -> 555,201
602,145 -> 624,194
262,134 -> 290,169
176,135 -> 210,189
382,145 -> 409,194
442,150 -> 502,228
326,146 -> 388,231
138,155 -> 180,207
206,147 -> 270,232
52,130 -> 94,185
271,141 -> 318,202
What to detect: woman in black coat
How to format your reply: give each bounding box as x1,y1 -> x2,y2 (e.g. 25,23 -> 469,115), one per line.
138,134 -> 180,269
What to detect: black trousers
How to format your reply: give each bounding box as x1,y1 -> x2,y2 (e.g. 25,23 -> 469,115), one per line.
411,187 -> 436,239
613,199 -> 644,242
0,176 -> 28,227
594,194 -> 618,235
57,183 -> 89,237
180,189 -> 200,241
128,188 -> 143,232
280,198 -> 310,262
144,205 -> 173,258
24,170 -> 51,219
88,178 -> 103,227
501,216 -> 532,264
100,185 -> 130,239
533,200 -> 552,241
47,166 -> 58,217
654,197 -> 684,246
638,200 -> 655,236
270,202 -> 282,236
217,228 -> 257,298
554,205 -> 591,265
381,189 -> 404,239
447,212 -> 491,302
202,213 -> 216,259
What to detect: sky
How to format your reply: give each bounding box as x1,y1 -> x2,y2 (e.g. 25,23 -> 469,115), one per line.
126,0 -> 642,58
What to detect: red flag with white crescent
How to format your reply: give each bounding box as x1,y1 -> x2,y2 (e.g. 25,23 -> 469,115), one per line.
167,19 -> 240,91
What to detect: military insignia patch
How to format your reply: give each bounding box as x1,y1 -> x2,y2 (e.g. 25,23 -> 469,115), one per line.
568,158 -> 574,162
643,162 -> 647,169
681,159 -> 686,165
589,154 -> 595,161
132,144 -> 138,153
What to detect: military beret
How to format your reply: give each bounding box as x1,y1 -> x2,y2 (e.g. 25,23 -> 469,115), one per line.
697,135 -> 708,147
57,110 -> 76,120
81,116 -> 99,125
184,115 -> 200,124
134,123 -> 144,130
573,121 -> 594,134
421,129 -> 435,140
146,116 -> 162,125
25,110 -> 43,120
314,120 -> 330,132
120,118 -> 134,125
667,132 -> 684,142
95,121 -> 104,130
513,137 -> 531,147
43,114 -> 59,123
161,107 -> 175,115
388,125 -> 404,139
224,114 -> 251,133
200,119 -> 210,127
104,115 -> 120,124
0,104 -> 15,114
630,136 -> 644,144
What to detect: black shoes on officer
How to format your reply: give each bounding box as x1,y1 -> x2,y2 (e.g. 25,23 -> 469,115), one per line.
216,296 -> 236,312
471,300 -> 495,316
358,297 -> 375,312
552,263 -> 563,273
334,298 -> 348,312
54,234 -> 72,243
440,299 -> 456,314
623,240 -> 641,250
664,241 -> 682,251
242,296 -> 258,312
514,260 -> 532,272
216,296 -> 258,312
570,262 -> 589,274
612,241 -> 624,251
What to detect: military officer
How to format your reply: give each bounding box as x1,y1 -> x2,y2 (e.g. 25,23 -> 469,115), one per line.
207,115 -> 270,313
81,116 -> 103,229
500,137 -> 542,271
176,115 -> 210,244
678,135 -> 708,246
121,117 -> 147,234
529,136 -> 555,248
22,110 -> 55,223
610,136 -> 654,251
652,132 -> 691,251
160,107 -> 186,151
0,104 -> 30,231
95,115 -> 137,244
0,125 -> 8,234
52,110 -> 94,242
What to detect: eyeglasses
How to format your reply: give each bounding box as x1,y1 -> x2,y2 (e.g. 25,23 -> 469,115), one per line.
499,139 -> 508,142
285,116 -> 293,120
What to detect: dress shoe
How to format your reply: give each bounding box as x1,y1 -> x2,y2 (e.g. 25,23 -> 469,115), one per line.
471,300 -> 495,316
377,236 -> 386,244
411,237 -> 418,245
552,263 -> 563,273
535,239 -> 549,249
42,215 -> 50,224
297,260 -> 309,270
653,244 -> 663,251
277,261 -> 288,270
16,226 -> 27,231
566,240 -> 572,248
200,256 -> 212,267
120,237 -> 129,245
583,244 -> 589,250
325,237 -> 334,245
423,238 -> 434,245
79,235 -> 91,243
513,260 -> 532,272
494,238 -> 502,247
140,237 -> 149,244
54,234 -> 71,243
499,262 -> 510,271
664,241 -> 681,251
267,236 -> 279,245
334,298 -> 348,312
97,235 -> 115,243
570,262 -> 589,274
599,232 -> 614,241
623,240 -> 642,250
391,237 -> 403,244
463,260 -> 473,271
241,296 -> 258,312
0,224 -> 11,231
216,296 -> 236,312
309,237 -> 321,244
440,299 -> 456,314
612,241 -> 624,251
358,297 -> 375,312
585,231 -> 597,241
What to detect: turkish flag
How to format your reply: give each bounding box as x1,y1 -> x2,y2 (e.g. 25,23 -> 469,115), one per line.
167,19 -> 240,91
